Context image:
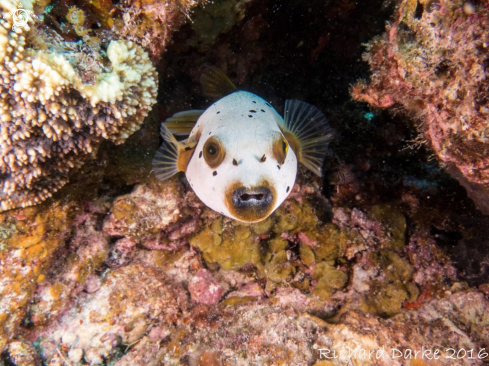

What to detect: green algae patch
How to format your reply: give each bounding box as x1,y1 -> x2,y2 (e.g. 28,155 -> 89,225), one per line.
189,224 -> 260,271
273,199 -> 319,235
251,216 -> 274,235
366,281 -> 411,318
299,245 -> 315,266
379,250 -> 413,282
265,250 -> 296,292
370,204 -> 406,251
312,262 -> 348,300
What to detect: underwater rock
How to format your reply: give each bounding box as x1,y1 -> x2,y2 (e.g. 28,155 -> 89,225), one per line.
103,179 -> 203,250
34,263 -> 182,365
188,268 -> 225,305
113,0 -> 204,60
29,225 -> 109,325
0,201 -> 77,352
352,0 -> 489,192
102,289 -> 489,365
4,340 -> 41,366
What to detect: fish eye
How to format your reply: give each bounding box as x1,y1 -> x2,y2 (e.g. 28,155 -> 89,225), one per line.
207,143 -> 217,156
282,138 -> 289,155
272,133 -> 288,165
203,137 -> 225,168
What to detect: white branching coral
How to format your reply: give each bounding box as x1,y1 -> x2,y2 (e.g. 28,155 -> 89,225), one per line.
0,3 -> 158,211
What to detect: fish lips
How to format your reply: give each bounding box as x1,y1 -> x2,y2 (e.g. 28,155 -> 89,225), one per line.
225,184 -> 277,222
232,187 -> 274,208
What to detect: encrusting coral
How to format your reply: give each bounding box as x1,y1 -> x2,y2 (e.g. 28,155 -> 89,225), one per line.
0,0 -> 158,212
352,0 -> 489,189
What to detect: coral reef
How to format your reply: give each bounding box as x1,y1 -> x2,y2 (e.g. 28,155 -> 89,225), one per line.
0,0 -> 209,212
1,0 -> 489,364
0,0 -> 158,211
352,0 -> 489,190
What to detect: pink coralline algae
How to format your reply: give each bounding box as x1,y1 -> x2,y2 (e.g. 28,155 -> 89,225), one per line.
352,0 -> 489,188
188,269 -> 225,305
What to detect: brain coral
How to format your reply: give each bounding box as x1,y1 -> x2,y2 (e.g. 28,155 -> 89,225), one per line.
0,0 -> 158,211
352,0 -> 489,187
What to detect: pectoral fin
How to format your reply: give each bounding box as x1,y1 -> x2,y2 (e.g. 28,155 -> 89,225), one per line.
152,124 -> 197,181
280,100 -> 333,177
200,66 -> 238,99
164,110 -> 205,136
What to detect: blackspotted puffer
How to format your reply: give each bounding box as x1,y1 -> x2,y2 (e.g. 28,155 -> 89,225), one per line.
152,67 -> 333,223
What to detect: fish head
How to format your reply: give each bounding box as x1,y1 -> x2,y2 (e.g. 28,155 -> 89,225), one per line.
186,91 -> 297,223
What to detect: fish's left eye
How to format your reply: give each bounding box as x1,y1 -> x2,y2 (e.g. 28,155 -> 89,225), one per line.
203,137 -> 225,168
282,138 -> 289,155
272,133 -> 288,165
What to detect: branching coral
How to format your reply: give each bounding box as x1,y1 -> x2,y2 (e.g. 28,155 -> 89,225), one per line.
0,0 -> 158,211
352,0 -> 489,187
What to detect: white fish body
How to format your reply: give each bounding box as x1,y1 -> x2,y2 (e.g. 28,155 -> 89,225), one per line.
186,91 -> 297,222
153,68 -> 332,223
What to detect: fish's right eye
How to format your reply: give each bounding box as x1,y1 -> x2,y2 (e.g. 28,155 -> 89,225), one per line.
203,137 -> 225,168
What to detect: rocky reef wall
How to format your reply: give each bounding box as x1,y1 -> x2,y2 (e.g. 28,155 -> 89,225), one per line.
352,0 -> 489,212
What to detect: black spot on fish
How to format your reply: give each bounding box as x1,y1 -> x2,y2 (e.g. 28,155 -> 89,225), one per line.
261,109 -> 265,112
277,165 -> 281,170
213,171 -> 218,176
233,158 -> 238,166
252,101 -> 257,103
248,115 -> 253,118
260,154 -> 266,162
249,110 -> 256,113
217,111 -> 220,114
209,132 -> 212,135
199,151 -> 202,158
265,103 -> 271,107
286,186 -> 290,193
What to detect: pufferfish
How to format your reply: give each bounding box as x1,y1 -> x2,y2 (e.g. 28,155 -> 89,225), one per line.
152,67 -> 333,223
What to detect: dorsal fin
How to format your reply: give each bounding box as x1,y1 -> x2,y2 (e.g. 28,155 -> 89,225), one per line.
280,100 -> 333,177
200,66 -> 237,99
152,124 -> 197,181
164,110 -> 205,136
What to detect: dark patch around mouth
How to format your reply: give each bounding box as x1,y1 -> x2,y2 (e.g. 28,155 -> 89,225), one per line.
233,187 -> 273,207
226,182 -> 276,222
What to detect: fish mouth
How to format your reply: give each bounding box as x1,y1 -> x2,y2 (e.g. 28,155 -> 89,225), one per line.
225,182 -> 277,223
232,187 -> 273,207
